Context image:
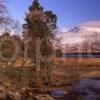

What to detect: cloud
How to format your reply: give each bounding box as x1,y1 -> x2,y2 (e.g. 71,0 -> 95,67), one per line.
61,27 -> 69,33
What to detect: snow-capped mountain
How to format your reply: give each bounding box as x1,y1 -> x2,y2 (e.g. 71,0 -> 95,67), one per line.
59,21 -> 100,45
55,21 -> 100,53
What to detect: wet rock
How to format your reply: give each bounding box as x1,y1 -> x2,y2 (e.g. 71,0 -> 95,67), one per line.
35,94 -> 54,100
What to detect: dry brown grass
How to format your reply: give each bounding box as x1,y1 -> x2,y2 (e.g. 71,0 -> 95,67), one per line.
54,58 -> 100,66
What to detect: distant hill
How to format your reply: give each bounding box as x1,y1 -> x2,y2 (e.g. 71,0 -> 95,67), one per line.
57,21 -> 100,53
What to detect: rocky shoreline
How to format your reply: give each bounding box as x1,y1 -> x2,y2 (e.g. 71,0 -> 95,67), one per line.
0,80 -> 76,100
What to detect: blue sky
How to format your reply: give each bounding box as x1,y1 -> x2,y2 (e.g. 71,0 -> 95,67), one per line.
7,0 -> 100,29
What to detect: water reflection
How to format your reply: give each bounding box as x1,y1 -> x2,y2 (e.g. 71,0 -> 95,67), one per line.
63,53 -> 100,58
74,78 -> 100,100
49,78 -> 100,100
49,90 -> 76,100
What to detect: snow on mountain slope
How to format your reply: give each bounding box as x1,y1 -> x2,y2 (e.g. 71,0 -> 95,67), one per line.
80,21 -> 100,28
59,21 -> 100,45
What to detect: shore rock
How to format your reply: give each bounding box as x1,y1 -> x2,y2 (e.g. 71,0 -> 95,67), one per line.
35,94 -> 54,100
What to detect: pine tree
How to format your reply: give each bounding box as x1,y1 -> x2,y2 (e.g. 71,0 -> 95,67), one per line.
23,0 -> 57,83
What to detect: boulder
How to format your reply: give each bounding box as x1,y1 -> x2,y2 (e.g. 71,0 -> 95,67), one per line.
35,94 -> 54,100
14,91 -> 21,100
